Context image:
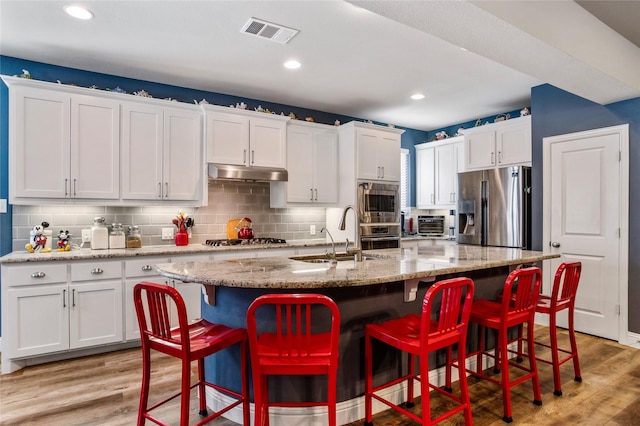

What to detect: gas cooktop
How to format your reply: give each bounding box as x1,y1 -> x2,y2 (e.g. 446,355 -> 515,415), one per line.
204,237 -> 287,247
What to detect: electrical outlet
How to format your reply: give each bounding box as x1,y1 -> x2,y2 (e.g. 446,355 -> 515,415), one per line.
310,225 -> 316,235
81,229 -> 91,243
162,227 -> 175,240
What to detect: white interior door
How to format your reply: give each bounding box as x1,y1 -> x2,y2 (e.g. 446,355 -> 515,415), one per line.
543,125 -> 628,341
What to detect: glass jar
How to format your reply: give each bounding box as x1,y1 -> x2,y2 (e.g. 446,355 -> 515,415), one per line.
126,226 -> 142,248
109,223 -> 126,249
90,217 -> 109,250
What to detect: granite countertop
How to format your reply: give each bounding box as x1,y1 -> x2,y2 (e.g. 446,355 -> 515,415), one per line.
0,239 -> 331,264
153,242 -> 560,289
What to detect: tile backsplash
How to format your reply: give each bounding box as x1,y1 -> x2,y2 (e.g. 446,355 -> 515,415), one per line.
11,181 -> 327,251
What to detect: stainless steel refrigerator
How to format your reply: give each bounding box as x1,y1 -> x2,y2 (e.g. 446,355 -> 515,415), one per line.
456,166 -> 531,249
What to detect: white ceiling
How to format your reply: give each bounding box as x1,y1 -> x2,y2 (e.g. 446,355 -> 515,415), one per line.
1,0 -> 638,132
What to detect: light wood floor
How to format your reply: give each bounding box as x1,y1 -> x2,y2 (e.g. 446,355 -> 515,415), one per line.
1,326 -> 639,425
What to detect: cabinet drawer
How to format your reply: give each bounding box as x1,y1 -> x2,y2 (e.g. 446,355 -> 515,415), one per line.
4,263 -> 68,286
71,260 -> 122,281
125,257 -> 171,278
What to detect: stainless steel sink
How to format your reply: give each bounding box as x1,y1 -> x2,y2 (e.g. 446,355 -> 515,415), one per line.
289,254 -> 379,263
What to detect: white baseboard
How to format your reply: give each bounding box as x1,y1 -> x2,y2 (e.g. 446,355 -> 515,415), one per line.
205,352 -> 499,426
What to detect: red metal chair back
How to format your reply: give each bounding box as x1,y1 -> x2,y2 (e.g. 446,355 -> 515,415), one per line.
499,267 -> 542,325
420,277 -> 475,350
247,293 -> 340,363
550,262 -> 582,310
134,282 -> 189,357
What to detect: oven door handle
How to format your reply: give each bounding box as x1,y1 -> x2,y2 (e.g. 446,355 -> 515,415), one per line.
360,236 -> 401,242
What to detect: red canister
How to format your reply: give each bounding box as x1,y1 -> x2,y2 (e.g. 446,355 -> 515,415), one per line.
409,218 -> 413,234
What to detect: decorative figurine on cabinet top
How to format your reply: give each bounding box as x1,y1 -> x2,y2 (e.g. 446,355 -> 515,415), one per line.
26,222 -> 51,253
57,230 -> 72,252
520,107 -> 530,116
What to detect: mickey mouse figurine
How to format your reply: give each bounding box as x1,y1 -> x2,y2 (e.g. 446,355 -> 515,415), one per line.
57,230 -> 72,252
26,221 -> 51,253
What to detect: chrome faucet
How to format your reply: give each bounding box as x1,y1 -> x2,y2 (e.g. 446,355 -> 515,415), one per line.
320,227 -> 337,264
339,205 -> 362,261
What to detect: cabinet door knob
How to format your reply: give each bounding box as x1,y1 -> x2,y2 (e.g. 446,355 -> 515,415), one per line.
31,271 -> 46,278
141,265 -> 153,271
90,268 -> 104,274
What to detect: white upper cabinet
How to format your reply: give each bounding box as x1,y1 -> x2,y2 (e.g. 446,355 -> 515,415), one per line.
8,80 -> 120,202
3,75 -> 204,206
463,115 -> 531,170
356,127 -> 401,181
337,122 -> 404,206
271,121 -> 338,207
415,136 -> 463,209
416,144 -> 435,207
203,105 -> 289,169
121,102 -> 202,202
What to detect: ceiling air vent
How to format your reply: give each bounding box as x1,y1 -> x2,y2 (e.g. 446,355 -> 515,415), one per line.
241,18 -> 299,44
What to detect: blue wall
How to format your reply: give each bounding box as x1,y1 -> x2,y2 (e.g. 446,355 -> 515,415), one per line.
530,84 -> 640,333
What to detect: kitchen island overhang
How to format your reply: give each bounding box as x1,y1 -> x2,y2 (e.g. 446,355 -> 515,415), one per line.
151,242 -> 560,425
153,242 -> 559,294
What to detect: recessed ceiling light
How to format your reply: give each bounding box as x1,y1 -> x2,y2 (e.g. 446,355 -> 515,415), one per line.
64,5 -> 94,20
284,60 -> 301,70
411,93 -> 425,100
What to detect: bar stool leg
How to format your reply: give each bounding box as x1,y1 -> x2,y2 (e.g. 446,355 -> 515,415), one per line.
568,305 -> 583,383
549,310 -> 563,396
406,352 -> 415,408
527,320 -> 543,405
138,346 -> 151,425
197,358 -> 208,416
444,345 -> 453,392
180,358 -> 191,426
240,340 -> 250,426
364,331 -> 373,425
498,328 -> 513,423
328,367 -> 337,426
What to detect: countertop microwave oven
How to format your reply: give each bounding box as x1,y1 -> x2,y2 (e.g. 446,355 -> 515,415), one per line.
417,215 -> 445,236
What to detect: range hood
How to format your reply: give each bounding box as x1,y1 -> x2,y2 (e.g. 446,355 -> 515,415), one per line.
208,164 -> 288,182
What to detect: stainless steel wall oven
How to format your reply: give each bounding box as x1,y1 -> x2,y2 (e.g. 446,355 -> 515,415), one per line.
357,182 -> 401,249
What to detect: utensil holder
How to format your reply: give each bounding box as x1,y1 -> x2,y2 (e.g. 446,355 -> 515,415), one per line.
175,231 -> 188,246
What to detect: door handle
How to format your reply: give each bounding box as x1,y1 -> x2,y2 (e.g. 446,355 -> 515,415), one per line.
65,178 -> 69,196
165,182 -> 169,198
310,188 -> 314,201
158,182 -> 162,198
243,149 -> 247,164
550,242 -> 561,248
314,188 -> 318,201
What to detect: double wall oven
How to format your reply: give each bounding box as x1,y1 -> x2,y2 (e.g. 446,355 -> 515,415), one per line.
357,182 -> 401,249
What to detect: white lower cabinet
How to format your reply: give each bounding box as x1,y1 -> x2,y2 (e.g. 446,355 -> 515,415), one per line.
4,261 -> 123,359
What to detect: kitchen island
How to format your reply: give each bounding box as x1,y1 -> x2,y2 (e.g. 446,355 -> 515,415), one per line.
153,240 -> 559,426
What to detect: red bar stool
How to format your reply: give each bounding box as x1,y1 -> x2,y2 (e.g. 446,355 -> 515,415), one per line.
364,277 -> 475,425
465,267 -> 542,423
133,282 -> 250,426
246,293 -> 341,426
534,261 -> 583,396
